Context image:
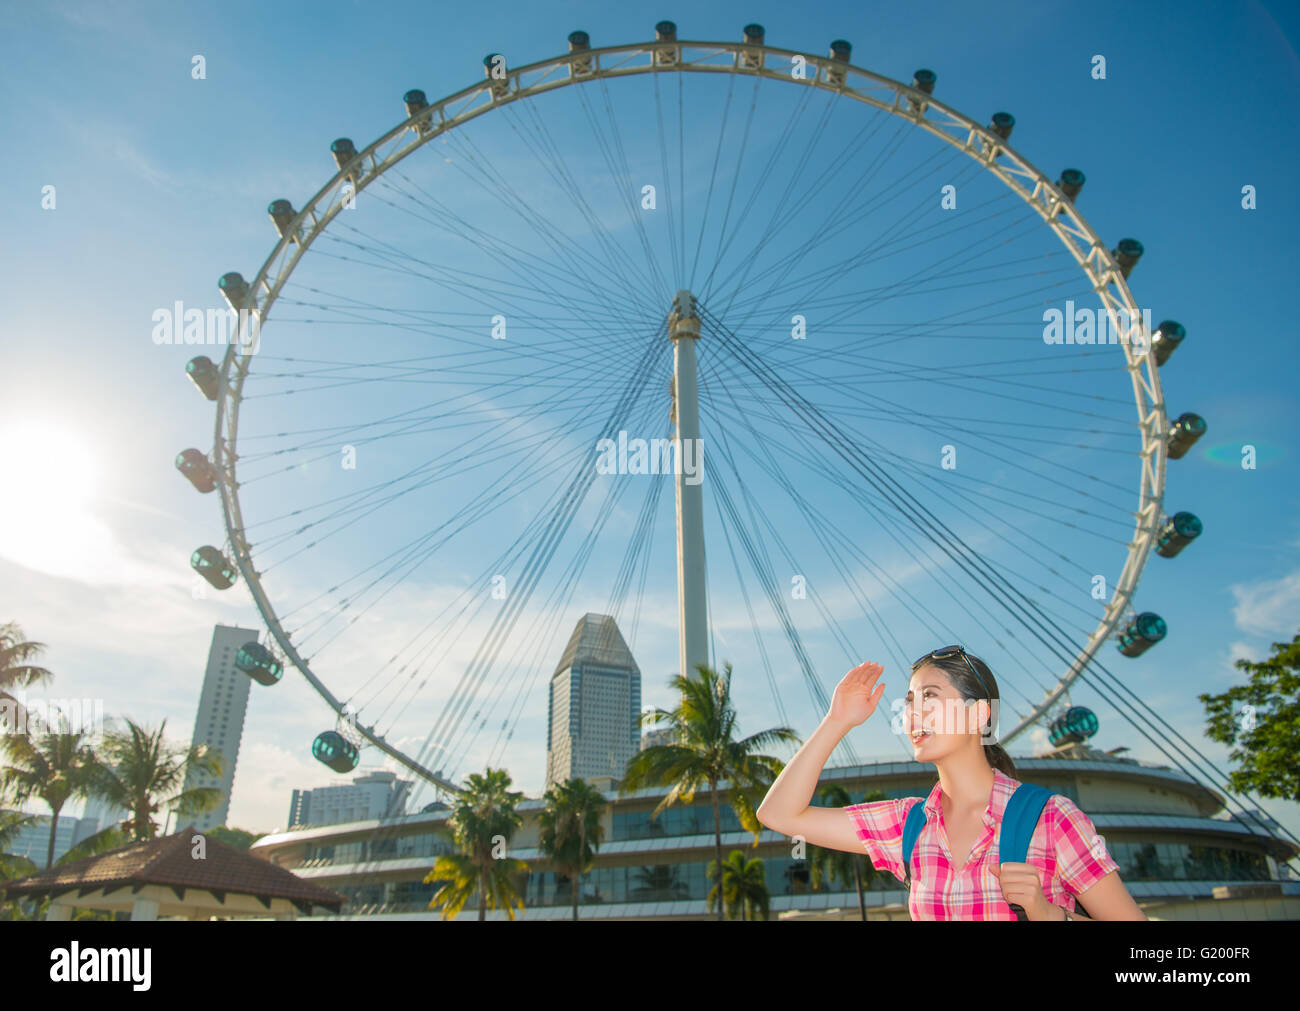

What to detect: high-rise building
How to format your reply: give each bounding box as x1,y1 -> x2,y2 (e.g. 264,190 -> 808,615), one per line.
181,624 -> 259,833
545,613 -> 641,791
287,770 -> 412,828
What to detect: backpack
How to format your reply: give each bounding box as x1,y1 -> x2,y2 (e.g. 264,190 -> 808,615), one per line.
901,781 -> 1053,920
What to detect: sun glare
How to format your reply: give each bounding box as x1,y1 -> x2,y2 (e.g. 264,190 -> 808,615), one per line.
0,421 -> 106,578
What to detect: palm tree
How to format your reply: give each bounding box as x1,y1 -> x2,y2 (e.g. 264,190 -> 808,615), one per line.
0,622 -> 53,733
807,783 -> 883,921
707,848 -> 770,920
537,777 -> 607,919
91,719 -> 223,840
1,731 -> 101,868
424,768 -> 528,920
620,661 -> 799,921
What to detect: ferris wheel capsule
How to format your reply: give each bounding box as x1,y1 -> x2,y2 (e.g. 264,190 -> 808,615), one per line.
567,31 -> 593,76
1117,612 -> 1166,657
912,68 -> 937,94
402,89 -> 431,136
330,138 -> 361,182
185,355 -> 219,401
1112,237 -> 1144,278
739,24 -> 764,70
191,546 -> 238,590
313,731 -> 359,773
1155,511 -> 1203,558
1167,411 -> 1206,458
1057,168 -> 1085,202
827,40 -> 851,86
218,272 -> 248,313
234,641 -> 283,686
1049,706 -> 1099,747
175,448 -> 217,493
989,111 -> 1015,141
1151,320 -> 1186,366
267,200 -> 298,239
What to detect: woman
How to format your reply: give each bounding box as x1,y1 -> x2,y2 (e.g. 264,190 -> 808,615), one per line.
755,648 -> 1146,920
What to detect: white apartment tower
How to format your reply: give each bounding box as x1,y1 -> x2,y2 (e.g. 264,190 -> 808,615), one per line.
181,624 -> 259,832
545,613 -> 641,792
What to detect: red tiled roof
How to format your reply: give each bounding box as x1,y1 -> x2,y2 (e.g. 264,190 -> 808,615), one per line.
1,825 -> 345,910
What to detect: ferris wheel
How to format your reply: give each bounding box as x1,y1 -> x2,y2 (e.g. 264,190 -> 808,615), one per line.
176,23 -> 1209,799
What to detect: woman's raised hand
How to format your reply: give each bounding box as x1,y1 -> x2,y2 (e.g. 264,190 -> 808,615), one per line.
827,661 -> 886,728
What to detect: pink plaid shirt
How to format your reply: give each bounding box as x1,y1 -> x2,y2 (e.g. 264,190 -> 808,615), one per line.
843,768 -> 1120,920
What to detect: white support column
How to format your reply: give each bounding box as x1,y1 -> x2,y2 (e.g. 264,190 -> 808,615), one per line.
46,901 -> 73,921
669,290 -> 708,681
130,896 -> 159,921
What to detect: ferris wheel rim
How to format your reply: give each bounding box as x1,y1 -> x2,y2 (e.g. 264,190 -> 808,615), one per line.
209,32 -> 1168,785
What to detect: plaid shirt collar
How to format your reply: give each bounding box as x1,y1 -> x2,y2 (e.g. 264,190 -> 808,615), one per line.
922,766 -> 1015,829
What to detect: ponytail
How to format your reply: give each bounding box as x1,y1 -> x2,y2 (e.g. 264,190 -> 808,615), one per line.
985,742 -> 1017,778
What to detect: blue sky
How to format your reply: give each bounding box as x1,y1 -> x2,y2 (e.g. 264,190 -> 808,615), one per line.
2,0 -> 1298,843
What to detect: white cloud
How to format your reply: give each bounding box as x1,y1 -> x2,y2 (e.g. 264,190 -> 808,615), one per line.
1230,568 -> 1300,638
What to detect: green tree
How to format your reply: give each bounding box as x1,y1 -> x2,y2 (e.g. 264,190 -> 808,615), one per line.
1199,632 -> 1300,801
807,783 -> 882,920
424,768 -> 528,920
707,848 -> 769,920
537,777 -> 607,919
206,826 -> 263,850
1,731 -> 102,868
0,622 -> 53,732
90,719 -> 223,840
620,661 -> 799,921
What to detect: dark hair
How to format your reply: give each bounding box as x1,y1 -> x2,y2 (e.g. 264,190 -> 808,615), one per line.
913,650 -> 1017,778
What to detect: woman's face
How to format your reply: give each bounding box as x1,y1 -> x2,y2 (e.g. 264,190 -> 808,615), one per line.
905,665 -> 987,759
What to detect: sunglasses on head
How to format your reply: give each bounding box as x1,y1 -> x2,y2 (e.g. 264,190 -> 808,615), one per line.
911,645 -> 991,700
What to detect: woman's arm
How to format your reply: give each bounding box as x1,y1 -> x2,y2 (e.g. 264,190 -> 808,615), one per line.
756,661 -> 886,854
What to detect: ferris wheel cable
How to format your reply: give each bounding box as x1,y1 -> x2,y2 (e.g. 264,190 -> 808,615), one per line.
466,422 -> 666,774
723,400 -> 1134,583
355,432 -> 620,726
235,330 -> 652,492
502,84 -> 680,306
703,131 -> 981,314
702,387 -> 921,736
707,445 -> 860,765
258,333 -> 664,625
381,150 -> 662,315
708,312 -> 1288,848
1067,661 -> 1300,859
753,356 -> 1142,512
699,123 -> 986,317
414,337 -> 669,771
695,353 -> 1077,658
652,68 -> 683,285
236,362 -> 648,489
695,81 -> 896,304
722,394 -> 1134,456
241,378 -> 635,561
698,359 -> 1053,717
685,65 -> 740,286
282,402 -> 631,653
306,227 -> 661,340
258,410 -> 613,582
439,107 -> 668,317
712,479 -> 794,732
702,310 -> 1111,688
699,328 -> 1138,541
422,115 -> 667,312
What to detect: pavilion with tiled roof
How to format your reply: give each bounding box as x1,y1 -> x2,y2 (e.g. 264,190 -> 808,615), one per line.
0,825 -> 346,920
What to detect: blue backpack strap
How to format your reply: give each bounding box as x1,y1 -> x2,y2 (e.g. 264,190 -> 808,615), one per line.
998,783 -> 1053,920
901,800 -> 927,890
